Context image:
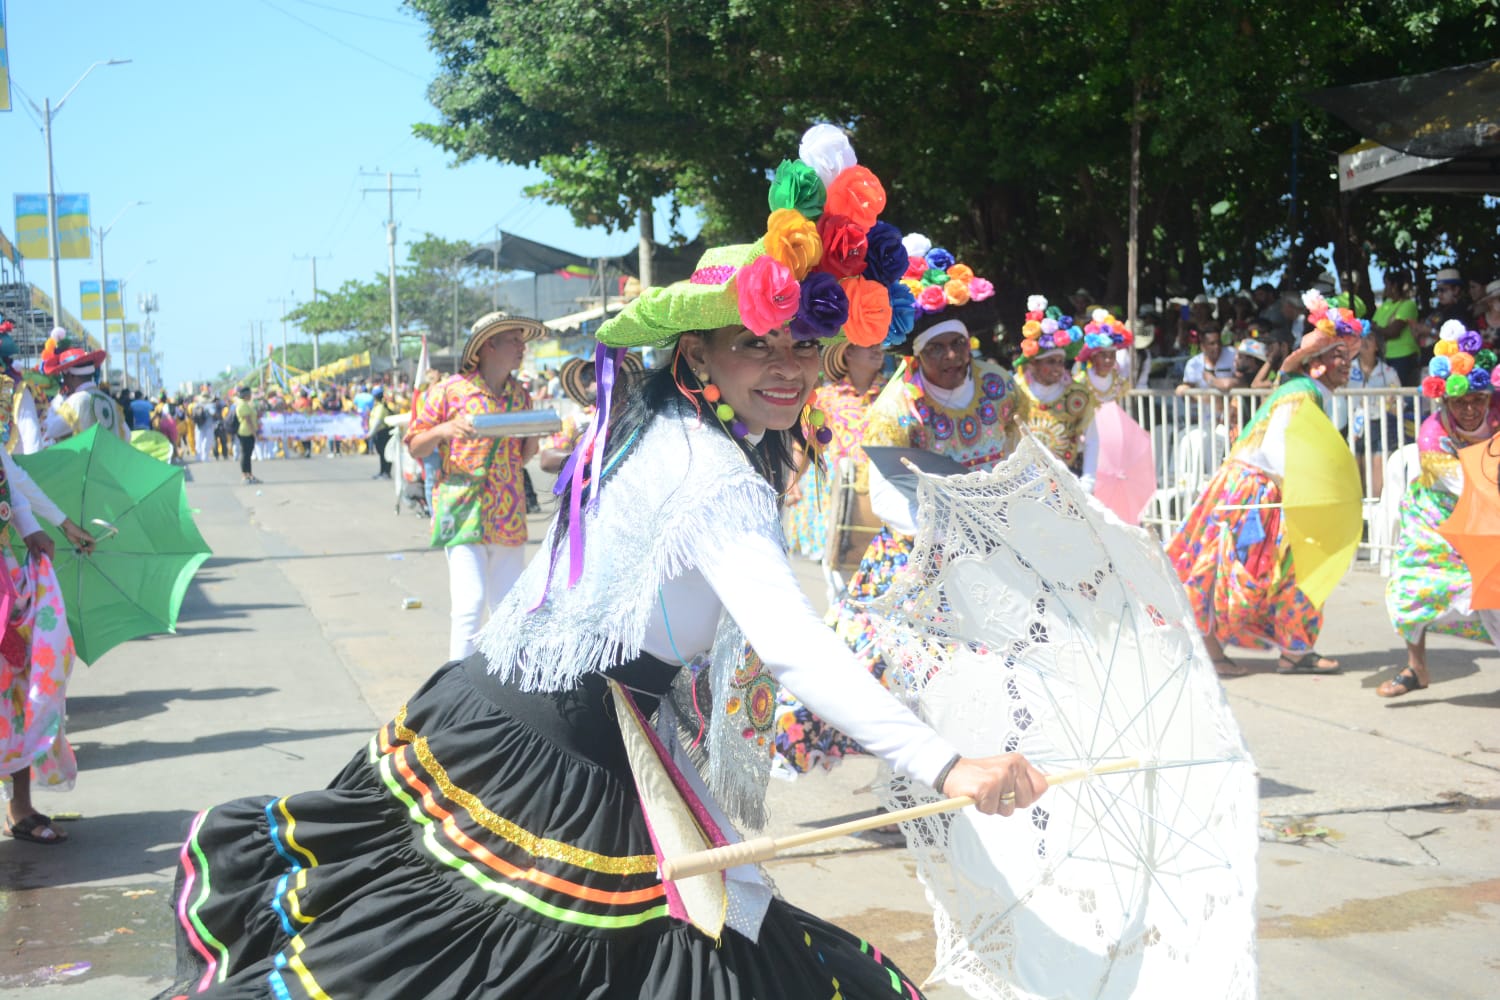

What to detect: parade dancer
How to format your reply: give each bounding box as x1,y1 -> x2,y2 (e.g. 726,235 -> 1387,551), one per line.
0,431 -> 95,843
1076,308 -> 1135,406
406,312 -> 542,661
1379,326 -> 1500,697
1013,295 -> 1099,488
38,331 -> 129,446
156,127 -> 1046,1000
776,242 -> 1016,774
782,339 -> 887,560
1167,291 -> 1362,677
0,323 -> 44,455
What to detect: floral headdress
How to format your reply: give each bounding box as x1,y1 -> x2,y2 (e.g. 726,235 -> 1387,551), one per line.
1301,289 -> 1366,346
1015,295 -> 1084,367
897,233 -> 995,332
595,125 -> 914,353
1078,308 -> 1133,363
1423,321 -> 1494,399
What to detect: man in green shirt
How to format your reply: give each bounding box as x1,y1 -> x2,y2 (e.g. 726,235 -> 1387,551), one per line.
234,386 -> 261,484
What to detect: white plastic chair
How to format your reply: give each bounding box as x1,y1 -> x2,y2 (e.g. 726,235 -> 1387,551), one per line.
1145,427 -> 1208,540
1374,443 -> 1420,576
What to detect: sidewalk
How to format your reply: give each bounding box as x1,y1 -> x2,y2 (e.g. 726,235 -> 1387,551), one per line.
0,452 -> 1496,998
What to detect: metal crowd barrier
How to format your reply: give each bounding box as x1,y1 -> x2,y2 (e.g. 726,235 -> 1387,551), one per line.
1124,386 -> 1439,570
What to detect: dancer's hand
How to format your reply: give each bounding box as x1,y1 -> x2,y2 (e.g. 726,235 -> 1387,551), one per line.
23,530 -> 54,562
447,413 -> 476,441
941,754 -> 1048,817
60,519 -> 96,554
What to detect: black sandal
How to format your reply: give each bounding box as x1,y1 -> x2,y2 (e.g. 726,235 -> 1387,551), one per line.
1377,668 -> 1427,698
1277,651 -> 1340,675
3,812 -> 68,845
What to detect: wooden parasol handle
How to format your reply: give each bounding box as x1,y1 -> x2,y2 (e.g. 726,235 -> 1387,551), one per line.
660,758 -> 1139,881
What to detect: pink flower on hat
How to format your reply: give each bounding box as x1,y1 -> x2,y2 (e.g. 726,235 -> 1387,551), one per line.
736,254 -> 801,336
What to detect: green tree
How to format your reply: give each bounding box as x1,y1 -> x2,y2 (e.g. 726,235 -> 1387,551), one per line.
406,0 -> 1498,318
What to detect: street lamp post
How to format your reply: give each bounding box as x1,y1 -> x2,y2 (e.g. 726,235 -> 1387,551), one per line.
119,258 -> 156,392
21,59 -> 132,330
95,200 -> 146,387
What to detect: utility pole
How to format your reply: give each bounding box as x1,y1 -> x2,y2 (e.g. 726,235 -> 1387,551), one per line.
361,170 -> 419,372
138,292 -> 159,396
293,252 -> 330,371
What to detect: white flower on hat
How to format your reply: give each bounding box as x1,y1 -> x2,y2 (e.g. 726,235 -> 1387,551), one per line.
902,233 -> 933,258
1027,294 -> 1049,312
1439,319 -> 1466,342
798,124 -> 858,187
1301,289 -> 1327,312
1091,308 -> 1109,323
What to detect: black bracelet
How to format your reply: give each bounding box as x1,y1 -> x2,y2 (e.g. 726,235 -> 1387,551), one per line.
933,753 -> 962,796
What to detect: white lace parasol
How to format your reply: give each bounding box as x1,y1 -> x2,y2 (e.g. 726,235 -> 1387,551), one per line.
871,436 -> 1259,999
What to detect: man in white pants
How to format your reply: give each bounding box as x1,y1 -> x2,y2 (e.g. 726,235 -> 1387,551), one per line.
192,392 -> 219,463
405,311 -> 544,660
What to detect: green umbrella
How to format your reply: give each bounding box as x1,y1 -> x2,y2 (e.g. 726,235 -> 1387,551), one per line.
130,428 -> 175,464
11,425 -> 211,663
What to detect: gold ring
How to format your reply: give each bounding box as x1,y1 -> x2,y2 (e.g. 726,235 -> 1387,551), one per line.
1000,792 -> 1016,802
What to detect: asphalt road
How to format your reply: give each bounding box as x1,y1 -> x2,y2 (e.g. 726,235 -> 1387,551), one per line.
1,451 -> 1497,998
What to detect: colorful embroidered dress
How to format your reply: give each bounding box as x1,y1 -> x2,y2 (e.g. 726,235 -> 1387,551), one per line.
1166,375 -> 1332,651
0,464 -> 78,801
1385,410 -> 1500,646
776,360 -> 1018,774
783,374 -> 886,559
1015,372 -> 1096,469
408,372 -> 532,548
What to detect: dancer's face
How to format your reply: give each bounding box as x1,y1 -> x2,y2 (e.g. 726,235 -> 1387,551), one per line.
682,326 -> 820,435
1028,354 -> 1069,387
1448,391 -> 1491,432
918,331 -> 972,390
1314,344 -> 1352,389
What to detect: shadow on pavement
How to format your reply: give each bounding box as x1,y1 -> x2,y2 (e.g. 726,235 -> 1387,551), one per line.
198,548 -> 434,567
67,687 -> 278,732
73,726 -> 370,771
1380,687 -> 1500,711
0,807 -> 199,889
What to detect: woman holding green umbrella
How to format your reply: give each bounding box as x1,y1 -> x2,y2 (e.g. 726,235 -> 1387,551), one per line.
1,448 -> 95,845
1166,290 -> 1362,677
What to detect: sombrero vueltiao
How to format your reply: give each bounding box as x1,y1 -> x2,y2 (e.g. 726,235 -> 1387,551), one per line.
558,353 -> 645,407
460,311 -> 548,373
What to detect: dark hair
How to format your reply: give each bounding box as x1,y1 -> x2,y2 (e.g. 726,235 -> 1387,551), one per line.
550,339 -> 814,559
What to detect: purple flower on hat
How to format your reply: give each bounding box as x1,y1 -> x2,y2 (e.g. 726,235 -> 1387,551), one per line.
789,272 -> 849,340
1459,330 -> 1483,353
862,222 -> 908,286
925,247 -> 955,271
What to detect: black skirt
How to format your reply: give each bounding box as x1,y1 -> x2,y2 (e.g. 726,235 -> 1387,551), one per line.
158,655 -> 928,999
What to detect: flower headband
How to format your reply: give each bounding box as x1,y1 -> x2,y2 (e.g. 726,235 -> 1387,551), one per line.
1015,295 -> 1083,366
1079,308 -> 1133,362
1301,289 -> 1366,342
897,232 -> 995,335
1423,321 -> 1494,398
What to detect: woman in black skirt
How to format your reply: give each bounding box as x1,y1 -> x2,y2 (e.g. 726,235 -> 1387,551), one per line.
159,133 -> 1047,1000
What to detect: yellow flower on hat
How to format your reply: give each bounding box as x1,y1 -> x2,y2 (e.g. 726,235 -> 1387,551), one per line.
764,209 -> 823,280
1434,339 -> 1458,357
946,263 -> 974,283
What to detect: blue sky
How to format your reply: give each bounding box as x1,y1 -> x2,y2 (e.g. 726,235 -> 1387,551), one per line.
4,1 -> 671,388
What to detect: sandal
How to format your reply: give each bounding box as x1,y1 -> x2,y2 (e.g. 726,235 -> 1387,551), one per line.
1277,651 -> 1340,675
3,812 -> 68,845
1376,668 -> 1427,698
1212,656 -> 1249,677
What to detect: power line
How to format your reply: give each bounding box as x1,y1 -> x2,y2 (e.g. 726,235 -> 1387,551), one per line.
285,0 -> 417,27
256,0 -> 425,80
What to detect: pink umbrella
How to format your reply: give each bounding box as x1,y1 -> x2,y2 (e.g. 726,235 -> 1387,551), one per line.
1092,402 -> 1156,525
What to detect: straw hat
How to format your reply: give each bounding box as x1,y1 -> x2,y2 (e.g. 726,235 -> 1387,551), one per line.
460,312 -> 547,373
557,352 -> 644,406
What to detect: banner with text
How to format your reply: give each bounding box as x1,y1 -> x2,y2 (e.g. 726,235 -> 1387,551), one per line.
260,412 -> 367,440
15,193 -> 91,259
80,279 -> 123,320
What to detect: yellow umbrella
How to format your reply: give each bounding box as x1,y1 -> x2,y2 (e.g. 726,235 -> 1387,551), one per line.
1281,400 -> 1363,608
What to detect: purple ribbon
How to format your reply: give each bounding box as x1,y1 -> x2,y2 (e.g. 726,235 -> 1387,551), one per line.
532,343 -> 623,609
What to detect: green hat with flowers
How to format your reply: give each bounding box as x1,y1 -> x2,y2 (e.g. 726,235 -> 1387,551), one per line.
595,125 -> 918,352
